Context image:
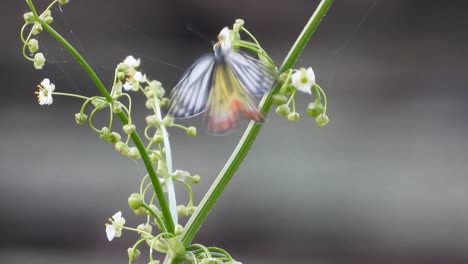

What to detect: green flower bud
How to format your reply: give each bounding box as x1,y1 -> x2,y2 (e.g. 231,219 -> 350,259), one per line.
91,98 -> 106,109
192,175 -> 201,184
316,113 -> 329,127
23,12 -> 34,23
156,87 -> 165,98
186,126 -> 197,137
150,151 -> 161,163
307,101 -> 324,118
123,124 -> 136,134
33,52 -> 45,69
41,10 -> 52,19
128,193 -> 144,210
112,102 -> 122,113
128,147 -> 141,160
287,112 -> 300,121
27,39 -> 39,53
145,115 -> 160,126
137,223 -> 153,236
74,113 -> 88,125
175,225 -> 184,236
117,63 -> 129,72
188,206 -> 197,215
152,134 -> 163,144
272,94 -> 287,105
149,80 -> 162,89
114,141 -> 129,155
145,99 -> 154,109
117,71 -> 125,81
162,116 -> 174,127
161,98 -> 170,107
127,248 -> 141,261
167,237 -> 186,261
177,205 -> 188,217
109,132 -> 121,144
233,19 -> 244,33
44,16 -> 54,25
32,23 -> 43,35
275,104 -> 290,116
100,127 -> 110,140
58,0 -> 69,5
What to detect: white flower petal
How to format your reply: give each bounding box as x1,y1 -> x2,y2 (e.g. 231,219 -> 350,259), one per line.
123,56 -> 140,68
106,225 -> 116,241
112,211 -> 122,221
123,82 -> 133,91
41,78 -> 51,88
133,71 -> 143,82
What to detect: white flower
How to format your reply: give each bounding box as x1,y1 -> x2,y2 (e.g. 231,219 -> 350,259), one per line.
123,55 -> 140,68
123,81 -> 133,91
36,78 -> 55,105
291,67 -> 315,94
106,211 -> 126,241
133,71 -> 143,82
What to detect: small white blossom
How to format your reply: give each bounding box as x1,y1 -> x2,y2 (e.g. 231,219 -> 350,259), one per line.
106,211 -> 126,241
123,55 -> 140,68
291,67 -> 315,94
123,81 -> 133,91
133,71 -> 143,82
36,78 -> 55,105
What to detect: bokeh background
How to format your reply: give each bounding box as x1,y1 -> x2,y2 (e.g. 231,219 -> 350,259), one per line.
2,0 -> 468,263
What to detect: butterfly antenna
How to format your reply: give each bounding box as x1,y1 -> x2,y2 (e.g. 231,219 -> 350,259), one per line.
185,24 -> 215,47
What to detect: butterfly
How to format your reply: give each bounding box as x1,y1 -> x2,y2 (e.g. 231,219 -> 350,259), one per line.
167,27 -> 276,134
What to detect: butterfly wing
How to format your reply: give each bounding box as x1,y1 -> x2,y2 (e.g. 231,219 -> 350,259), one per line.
205,55 -> 271,134
227,51 -> 276,97
167,54 -> 215,118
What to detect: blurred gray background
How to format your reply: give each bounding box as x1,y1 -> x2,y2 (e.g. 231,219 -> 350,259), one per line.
2,0 -> 468,263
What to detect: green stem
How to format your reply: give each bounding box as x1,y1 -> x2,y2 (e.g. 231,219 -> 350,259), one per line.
26,0 -> 174,233
180,0 -> 334,246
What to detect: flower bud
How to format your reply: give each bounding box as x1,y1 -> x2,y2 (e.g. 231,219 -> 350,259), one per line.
74,113 -> 88,125
128,193 -> 144,210
145,115 -> 160,126
58,0 -> 69,5
177,205 -> 188,217
188,206 -> 197,215
123,124 -> 136,134
91,98 -> 106,109
100,127 -> 110,140
27,39 -> 39,53
167,237 -> 186,261
112,102 -> 122,113
33,52 -> 45,69
137,223 -> 153,236
287,112 -> 300,121
23,12 -> 34,23
41,10 -> 52,19
186,126 -> 197,137
161,98 -> 170,107
233,19 -> 244,33
32,23 -> 43,35
275,104 -> 290,116
150,151 -> 160,163
175,225 -> 184,235
152,134 -> 163,144
315,113 -> 329,127
307,101 -> 324,118
115,141 -> 129,155
127,248 -> 141,261
128,147 -> 141,160
109,132 -> 121,144
162,116 -> 174,127
192,175 -> 201,184
145,99 -> 154,109
117,72 -> 125,81
272,94 -> 287,105
44,16 -> 54,25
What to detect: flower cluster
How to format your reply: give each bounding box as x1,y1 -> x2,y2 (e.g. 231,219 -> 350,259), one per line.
274,67 -> 330,126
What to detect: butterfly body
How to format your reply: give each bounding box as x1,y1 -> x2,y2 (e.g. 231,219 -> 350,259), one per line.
168,27 -> 275,134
